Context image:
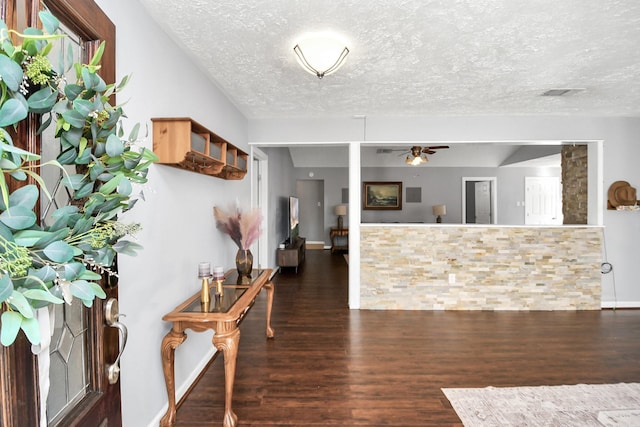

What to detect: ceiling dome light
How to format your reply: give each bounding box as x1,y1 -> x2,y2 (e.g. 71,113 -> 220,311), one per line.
293,32 -> 349,79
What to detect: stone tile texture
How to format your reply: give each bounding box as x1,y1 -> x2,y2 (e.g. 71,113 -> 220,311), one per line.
360,225 -> 602,310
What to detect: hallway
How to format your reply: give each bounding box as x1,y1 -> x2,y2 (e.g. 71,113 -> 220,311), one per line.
172,250 -> 640,426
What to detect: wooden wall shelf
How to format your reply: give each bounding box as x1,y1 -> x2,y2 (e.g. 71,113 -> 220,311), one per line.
152,117 -> 248,180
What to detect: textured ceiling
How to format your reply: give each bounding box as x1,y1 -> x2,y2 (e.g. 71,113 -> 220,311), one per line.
138,0 -> 640,119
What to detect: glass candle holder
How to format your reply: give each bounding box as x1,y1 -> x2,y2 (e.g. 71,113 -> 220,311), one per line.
198,262 -> 211,278
198,262 -> 211,304
213,266 -> 224,296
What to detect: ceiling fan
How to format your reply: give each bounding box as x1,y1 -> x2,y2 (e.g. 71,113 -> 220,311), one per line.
404,145 -> 449,165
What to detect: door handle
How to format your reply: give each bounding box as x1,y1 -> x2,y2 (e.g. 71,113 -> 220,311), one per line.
105,298 -> 128,384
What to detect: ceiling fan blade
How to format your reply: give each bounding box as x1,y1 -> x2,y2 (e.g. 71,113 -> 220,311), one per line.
375,148 -> 412,156
421,145 -> 449,153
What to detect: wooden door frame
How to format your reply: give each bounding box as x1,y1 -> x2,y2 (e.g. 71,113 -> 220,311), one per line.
0,1 -> 119,425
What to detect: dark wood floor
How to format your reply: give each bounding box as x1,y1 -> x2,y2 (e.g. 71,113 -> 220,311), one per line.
173,250 -> 640,426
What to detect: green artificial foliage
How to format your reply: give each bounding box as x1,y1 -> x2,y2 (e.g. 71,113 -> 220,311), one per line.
0,11 -> 157,346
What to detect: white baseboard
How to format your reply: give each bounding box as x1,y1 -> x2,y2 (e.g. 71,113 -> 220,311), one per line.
305,240 -> 325,250
147,347 -> 217,427
601,301 -> 640,309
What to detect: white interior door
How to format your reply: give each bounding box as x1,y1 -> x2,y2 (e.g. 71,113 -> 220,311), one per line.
474,181 -> 492,224
462,177 -> 497,224
525,176 -> 563,225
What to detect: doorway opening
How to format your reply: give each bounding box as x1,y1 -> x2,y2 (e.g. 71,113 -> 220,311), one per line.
296,179 -> 325,248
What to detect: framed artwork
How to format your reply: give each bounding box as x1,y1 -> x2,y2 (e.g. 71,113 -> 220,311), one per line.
363,181 -> 403,210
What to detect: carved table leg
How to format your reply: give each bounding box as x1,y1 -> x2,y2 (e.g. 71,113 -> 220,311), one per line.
160,328 -> 188,426
212,327 -> 241,427
264,281 -> 275,338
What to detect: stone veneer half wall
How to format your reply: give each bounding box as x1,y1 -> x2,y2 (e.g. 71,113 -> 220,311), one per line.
360,225 -> 603,311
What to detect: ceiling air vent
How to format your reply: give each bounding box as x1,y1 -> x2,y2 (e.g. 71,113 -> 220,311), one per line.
541,88 -> 584,97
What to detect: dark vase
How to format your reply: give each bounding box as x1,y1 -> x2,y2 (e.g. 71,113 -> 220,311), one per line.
235,249 -> 253,276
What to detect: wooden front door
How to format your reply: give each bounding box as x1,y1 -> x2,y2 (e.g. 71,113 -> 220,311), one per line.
0,1 -> 123,426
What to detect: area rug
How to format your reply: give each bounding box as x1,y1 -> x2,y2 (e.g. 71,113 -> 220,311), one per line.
442,383 -> 640,426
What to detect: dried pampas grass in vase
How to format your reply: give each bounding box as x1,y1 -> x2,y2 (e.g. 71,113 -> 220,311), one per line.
214,205 -> 263,277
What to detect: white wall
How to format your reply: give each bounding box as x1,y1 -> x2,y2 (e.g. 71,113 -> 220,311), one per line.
249,116 -> 640,307
359,166 -> 561,225
96,1 -> 250,426
261,147 -> 296,266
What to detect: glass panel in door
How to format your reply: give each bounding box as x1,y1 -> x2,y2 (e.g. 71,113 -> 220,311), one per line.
37,18 -> 92,426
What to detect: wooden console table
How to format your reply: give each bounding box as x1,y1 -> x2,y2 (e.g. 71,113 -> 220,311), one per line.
160,269 -> 274,427
330,227 -> 349,253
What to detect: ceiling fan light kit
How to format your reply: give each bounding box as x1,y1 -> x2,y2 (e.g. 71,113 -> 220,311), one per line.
405,145 -> 448,165
293,32 -> 349,79
406,154 -> 428,165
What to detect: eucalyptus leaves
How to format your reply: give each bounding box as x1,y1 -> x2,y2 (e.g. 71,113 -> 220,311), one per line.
0,11 -> 157,345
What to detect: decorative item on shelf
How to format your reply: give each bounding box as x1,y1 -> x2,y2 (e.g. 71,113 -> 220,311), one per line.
198,262 -> 211,307
213,266 -> 224,297
293,31 -> 349,79
214,205 -> 263,277
616,205 -> 640,211
607,181 -> 639,210
433,205 -> 447,223
335,205 -> 347,229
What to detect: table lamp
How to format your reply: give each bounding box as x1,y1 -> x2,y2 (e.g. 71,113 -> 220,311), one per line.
433,204 -> 446,223
334,205 -> 347,229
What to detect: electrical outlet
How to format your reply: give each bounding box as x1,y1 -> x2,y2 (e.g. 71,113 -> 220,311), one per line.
448,273 -> 456,284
